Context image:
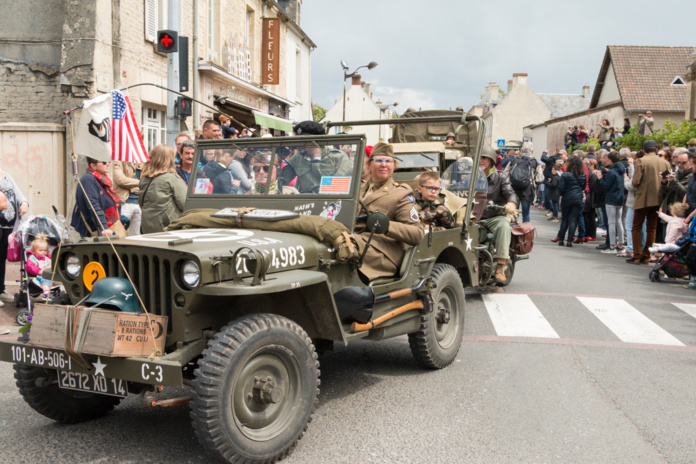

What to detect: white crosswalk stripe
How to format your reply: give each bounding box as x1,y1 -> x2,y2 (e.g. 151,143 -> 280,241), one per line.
672,302 -> 696,320
577,297 -> 684,346
482,294 -> 560,339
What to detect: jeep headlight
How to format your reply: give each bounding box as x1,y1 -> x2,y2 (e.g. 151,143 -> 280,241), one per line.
65,253 -> 81,279
181,261 -> 200,289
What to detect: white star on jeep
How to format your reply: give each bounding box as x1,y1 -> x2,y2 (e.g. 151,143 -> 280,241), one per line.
92,357 -> 107,377
128,229 -> 254,243
465,234 -> 473,251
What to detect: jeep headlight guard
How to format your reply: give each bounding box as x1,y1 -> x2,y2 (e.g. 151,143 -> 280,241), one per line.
65,253 -> 81,279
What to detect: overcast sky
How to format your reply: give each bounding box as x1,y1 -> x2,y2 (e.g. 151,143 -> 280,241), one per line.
302,0 -> 694,114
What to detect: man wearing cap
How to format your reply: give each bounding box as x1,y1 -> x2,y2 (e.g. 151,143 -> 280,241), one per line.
445,132 -> 455,146
688,138 -> 696,155
354,142 -> 424,281
479,145 -> 519,284
638,111 -> 654,135
628,140 -> 671,264
279,121 -> 352,193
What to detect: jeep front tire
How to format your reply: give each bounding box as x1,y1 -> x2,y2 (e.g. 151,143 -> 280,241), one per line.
190,313 -> 320,463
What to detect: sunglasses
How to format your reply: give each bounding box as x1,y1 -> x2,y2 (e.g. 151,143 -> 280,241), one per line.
677,160 -> 689,165
253,165 -> 270,173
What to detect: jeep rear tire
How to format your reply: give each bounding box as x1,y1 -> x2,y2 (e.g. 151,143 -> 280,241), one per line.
14,365 -> 122,424
408,264 -> 465,369
190,314 -> 319,464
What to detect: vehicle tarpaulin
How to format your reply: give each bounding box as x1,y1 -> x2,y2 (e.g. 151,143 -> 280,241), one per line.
391,110 -> 481,154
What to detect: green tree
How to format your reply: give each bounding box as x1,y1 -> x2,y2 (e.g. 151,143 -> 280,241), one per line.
312,103 -> 326,122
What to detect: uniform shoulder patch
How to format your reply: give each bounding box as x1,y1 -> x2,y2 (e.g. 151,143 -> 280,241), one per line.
406,193 -> 415,203
409,205 -> 419,222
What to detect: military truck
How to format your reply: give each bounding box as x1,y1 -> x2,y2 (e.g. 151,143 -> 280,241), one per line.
0,114 -> 486,464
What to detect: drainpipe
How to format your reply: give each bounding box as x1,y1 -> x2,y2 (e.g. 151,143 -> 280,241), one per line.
193,0 -> 199,130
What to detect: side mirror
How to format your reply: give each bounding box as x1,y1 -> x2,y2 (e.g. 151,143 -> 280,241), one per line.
366,212 -> 389,235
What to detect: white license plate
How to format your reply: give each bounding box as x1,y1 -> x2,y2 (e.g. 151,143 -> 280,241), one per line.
58,371 -> 128,398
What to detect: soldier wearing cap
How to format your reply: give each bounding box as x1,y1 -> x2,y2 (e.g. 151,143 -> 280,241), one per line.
479,145 -> 519,284
279,121 -> 352,193
355,142 -> 424,281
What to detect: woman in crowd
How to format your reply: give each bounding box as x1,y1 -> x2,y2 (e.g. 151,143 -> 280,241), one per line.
551,156 -> 586,247
595,151 -> 626,253
139,145 -> 187,234
618,152 -> 646,258
0,167 -> 27,305
576,125 -> 589,145
599,119 -> 612,148
228,148 -> 253,193
203,149 -> 242,194
623,118 -> 631,136
71,158 -> 120,238
583,158 -> 599,242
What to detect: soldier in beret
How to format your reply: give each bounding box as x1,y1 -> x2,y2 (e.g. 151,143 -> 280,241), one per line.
414,171 -> 453,231
279,121 -> 353,193
354,142 -> 424,281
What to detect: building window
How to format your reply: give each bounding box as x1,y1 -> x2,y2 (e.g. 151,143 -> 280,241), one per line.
295,48 -> 302,99
143,107 -> 166,153
672,76 -> 686,86
208,0 -> 220,62
145,0 -> 183,42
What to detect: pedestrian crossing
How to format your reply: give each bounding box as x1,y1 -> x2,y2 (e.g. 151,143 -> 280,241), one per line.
473,294 -> 696,349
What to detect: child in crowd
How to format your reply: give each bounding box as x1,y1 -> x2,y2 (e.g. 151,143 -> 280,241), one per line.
415,172 -> 454,231
649,202 -> 688,255
26,236 -> 52,298
545,165 -> 560,222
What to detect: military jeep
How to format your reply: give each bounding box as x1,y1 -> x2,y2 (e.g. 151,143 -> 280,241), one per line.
0,114 -> 485,463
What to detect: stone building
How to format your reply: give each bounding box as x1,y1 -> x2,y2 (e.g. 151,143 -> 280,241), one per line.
0,0 -> 314,213
468,73 -> 589,151
538,46 -> 696,152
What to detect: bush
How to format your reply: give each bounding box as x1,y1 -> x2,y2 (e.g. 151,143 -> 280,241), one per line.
615,119 -> 696,151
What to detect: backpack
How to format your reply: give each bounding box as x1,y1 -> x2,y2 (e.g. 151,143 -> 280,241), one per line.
510,158 -> 533,190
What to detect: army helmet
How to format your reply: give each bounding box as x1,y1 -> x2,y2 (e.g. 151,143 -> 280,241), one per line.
480,145 -> 497,163
85,277 -> 141,313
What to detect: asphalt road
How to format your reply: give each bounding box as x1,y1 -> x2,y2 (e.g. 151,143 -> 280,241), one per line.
1,208 -> 696,464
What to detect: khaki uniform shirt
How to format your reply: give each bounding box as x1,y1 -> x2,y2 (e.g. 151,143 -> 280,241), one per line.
354,178 -> 424,280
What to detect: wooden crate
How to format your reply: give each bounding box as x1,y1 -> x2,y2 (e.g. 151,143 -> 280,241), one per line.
29,304 -> 167,358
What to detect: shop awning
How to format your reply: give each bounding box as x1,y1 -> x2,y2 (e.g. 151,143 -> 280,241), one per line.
252,110 -> 293,132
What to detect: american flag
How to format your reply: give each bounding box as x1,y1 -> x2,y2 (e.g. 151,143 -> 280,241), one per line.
111,90 -> 149,163
319,176 -> 351,194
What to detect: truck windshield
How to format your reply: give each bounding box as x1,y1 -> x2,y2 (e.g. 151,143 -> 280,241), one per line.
192,141 -> 359,196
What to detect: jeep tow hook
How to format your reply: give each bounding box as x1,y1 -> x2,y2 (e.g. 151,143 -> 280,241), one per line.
140,388 -> 191,408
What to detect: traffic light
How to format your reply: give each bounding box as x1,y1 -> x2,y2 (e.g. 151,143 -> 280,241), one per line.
157,30 -> 178,53
176,97 -> 192,117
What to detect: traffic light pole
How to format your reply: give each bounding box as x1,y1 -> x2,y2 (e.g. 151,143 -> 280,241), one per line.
166,0 -> 180,148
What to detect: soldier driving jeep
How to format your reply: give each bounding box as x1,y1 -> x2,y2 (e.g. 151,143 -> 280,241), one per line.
354,142 -> 424,282
478,145 -> 519,284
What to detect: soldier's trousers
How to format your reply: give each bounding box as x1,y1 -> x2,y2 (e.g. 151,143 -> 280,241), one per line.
479,215 -> 512,260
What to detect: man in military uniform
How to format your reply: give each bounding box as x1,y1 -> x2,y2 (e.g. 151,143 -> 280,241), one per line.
279,121 -> 353,193
253,160 -> 298,195
479,145 -> 519,284
414,171 -> 453,231
445,132 -> 456,146
355,142 -> 424,281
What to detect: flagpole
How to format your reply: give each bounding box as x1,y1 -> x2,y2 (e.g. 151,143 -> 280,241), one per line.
62,83 -> 258,135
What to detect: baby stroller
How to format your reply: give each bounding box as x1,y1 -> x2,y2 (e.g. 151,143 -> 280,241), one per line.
13,210 -> 70,325
649,240 -> 690,282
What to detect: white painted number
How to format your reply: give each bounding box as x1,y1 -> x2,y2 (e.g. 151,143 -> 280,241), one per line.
141,363 -> 164,383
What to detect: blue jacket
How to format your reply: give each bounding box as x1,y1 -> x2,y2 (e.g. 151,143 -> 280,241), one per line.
686,176 -> 696,216
559,171 -> 586,207
599,162 -> 626,206
70,173 -> 119,237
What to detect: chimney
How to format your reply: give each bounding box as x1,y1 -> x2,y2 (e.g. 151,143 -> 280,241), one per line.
507,79 -> 513,93
489,82 -> 499,101
351,74 -> 361,86
512,73 -> 528,87
582,84 -> 590,99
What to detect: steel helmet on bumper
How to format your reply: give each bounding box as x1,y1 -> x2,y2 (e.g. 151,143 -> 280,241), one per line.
84,277 -> 141,313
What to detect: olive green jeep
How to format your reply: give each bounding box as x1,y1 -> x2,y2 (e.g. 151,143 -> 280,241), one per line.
0,114 -> 487,464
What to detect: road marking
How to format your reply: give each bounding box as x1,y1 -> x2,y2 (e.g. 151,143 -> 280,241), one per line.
482,294 -> 559,339
672,302 -> 696,320
577,297 -> 684,346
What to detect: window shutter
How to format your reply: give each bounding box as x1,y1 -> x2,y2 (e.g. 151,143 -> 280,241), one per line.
145,0 -> 157,42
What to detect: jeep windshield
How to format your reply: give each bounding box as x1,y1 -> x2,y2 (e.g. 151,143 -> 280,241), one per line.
191,136 -> 361,197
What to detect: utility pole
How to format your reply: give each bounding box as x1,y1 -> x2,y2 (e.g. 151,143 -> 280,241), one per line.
166,0 -> 180,147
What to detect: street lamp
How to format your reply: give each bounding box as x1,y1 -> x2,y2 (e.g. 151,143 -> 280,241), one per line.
342,60 -> 378,122
378,102 -> 399,141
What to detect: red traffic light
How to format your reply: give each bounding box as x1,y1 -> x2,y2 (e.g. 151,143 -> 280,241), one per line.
157,30 -> 178,53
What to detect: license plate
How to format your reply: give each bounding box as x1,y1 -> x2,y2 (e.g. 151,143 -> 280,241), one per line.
58,370 -> 128,398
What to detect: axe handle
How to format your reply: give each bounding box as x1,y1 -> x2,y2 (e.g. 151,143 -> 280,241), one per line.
351,300 -> 424,333
375,287 -> 413,303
